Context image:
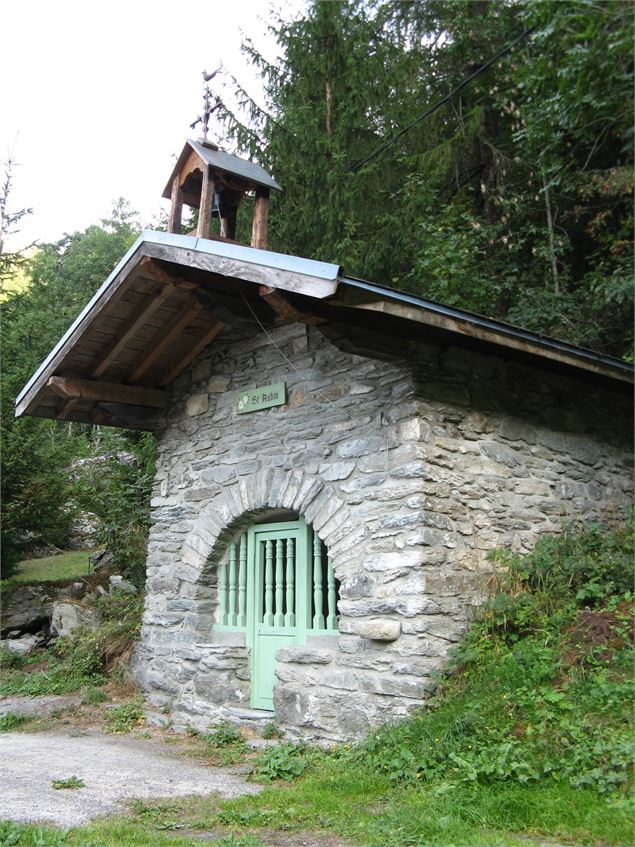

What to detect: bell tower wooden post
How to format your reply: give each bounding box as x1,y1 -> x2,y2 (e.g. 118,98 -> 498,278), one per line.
251,188 -> 270,250
167,176 -> 183,234
198,166 -> 216,239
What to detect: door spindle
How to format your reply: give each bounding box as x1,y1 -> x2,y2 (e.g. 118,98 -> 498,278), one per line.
312,533 -> 325,629
264,540 -> 274,626
285,537 -> 295,626
326,556 -> 338,630
228,540 -> 237,626
274,539 -> 284,626
219,551 -> 229,625
238,533 -> 247,627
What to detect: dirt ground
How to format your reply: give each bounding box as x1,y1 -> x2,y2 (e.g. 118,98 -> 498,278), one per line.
0,728 -> 261,827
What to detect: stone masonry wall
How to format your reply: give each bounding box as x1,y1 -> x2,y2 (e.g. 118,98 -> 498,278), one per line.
133,320 -> 633,741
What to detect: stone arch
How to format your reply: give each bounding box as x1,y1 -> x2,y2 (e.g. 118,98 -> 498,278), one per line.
181,468 -> 359,576
180,468 -> 365,637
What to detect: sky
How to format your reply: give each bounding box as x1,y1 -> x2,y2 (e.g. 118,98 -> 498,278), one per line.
2,0 -> 302,252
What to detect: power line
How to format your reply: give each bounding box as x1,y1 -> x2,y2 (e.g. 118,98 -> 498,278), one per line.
349,25 -> 536,174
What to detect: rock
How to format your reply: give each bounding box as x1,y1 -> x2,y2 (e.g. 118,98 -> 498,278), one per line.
65,511 -> 101,550
276,647 -> 333,665
357,620 -> 401,642
1,584 -> 56,636
186,394 -> 209,417
90,550 -> 115,572
0,693 -> 82,718
109,576 -> 138,595
50,601 -> 99,638
0,634 -> 41,656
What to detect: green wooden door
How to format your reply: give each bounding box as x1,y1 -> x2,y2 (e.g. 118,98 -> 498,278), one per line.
248,521 -> 310,710
216,518 -> 339,712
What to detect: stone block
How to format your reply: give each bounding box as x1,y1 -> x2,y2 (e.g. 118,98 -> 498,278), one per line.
357,619 -> 401,642
186,394 -> 209,417
362,550 -> 424,572
480,441 -> 521,467
319,462 -> 356,481
276,646 -> 333,665
336,437 -> 383,459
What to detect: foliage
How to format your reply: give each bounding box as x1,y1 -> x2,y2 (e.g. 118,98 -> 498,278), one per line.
0,712 -> 30,732
260,721 -> 283,740
1,201 -> 141,579
197,721 -> 247,766
351,520 -> 633,796
0,591 -> 144,697
104,700 -> 145,734
81,685 -> 108,706
0,648 -> 27,670
74,433 -> 156,588
201,721 -> 243,748
0,155 -> 33,298
251,741 -> 309,782
215,0 -> 632,357
51,776 -> 85,790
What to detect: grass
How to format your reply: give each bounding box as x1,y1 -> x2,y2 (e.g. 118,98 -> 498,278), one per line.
51,775 -> 85,790
5,549 -> 94,585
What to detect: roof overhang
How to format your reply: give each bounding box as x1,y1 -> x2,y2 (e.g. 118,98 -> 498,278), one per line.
15,231 -> 633,431
15,232 -> 339,429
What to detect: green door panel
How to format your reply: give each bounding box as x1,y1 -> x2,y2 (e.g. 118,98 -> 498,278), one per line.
215,518 -> 339,712
253,628 -> 296,710
248,520 -> 311,711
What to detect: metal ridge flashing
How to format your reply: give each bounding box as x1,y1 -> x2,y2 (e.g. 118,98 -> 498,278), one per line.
340,274 -> 633,378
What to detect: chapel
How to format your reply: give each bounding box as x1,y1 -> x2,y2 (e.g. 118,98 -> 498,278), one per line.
17,136 -> 633,740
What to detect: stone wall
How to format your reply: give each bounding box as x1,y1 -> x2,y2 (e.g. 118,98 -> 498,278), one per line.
133,320 -> 633,741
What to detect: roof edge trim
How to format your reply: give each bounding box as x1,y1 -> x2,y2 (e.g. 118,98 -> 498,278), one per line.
340,275 -> 633,383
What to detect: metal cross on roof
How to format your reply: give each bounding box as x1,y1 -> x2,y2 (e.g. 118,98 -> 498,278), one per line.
190,68 -> 222,142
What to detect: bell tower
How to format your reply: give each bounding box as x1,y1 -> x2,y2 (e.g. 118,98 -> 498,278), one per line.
162,138 -> 282,249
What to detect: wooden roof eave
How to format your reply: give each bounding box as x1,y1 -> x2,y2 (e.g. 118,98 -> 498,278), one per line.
14,232 -> 341,423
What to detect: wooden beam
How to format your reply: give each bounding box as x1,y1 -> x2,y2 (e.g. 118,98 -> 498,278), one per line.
342,298 -> 635,384
160,319 -> 225,386
198,166 -> 216,239
56,398 -> 80,420
137,257 -> 198,289
47,376 -> 168,408
168,176 -> 183,234
259,285 -> 324,325
91,284 -> 175,378
251,188 -> 269,249
127,301 -> 203,384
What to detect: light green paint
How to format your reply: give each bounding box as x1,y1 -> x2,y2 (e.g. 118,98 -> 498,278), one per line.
217,518 -> 338,711
236,382 -> 286,415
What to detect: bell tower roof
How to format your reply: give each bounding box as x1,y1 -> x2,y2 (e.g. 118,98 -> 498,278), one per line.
162,138 -> 282,249
161,138 -> 282,202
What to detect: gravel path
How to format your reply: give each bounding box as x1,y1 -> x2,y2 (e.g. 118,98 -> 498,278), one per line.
0,731 -> 260,826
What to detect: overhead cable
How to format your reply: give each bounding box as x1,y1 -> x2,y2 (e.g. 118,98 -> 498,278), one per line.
349,25 -> 536,174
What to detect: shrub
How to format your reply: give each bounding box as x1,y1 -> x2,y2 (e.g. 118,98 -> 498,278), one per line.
202,721 -> 244,748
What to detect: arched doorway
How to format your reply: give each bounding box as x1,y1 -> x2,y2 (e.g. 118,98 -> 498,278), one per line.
215,517 -> 339,710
